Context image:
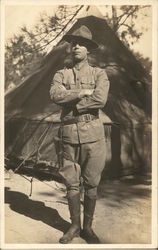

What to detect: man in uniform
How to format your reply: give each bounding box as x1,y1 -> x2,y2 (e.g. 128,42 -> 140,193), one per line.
50,25 -> 110,244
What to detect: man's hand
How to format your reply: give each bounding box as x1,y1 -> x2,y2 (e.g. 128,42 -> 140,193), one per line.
78,89 -> 94,98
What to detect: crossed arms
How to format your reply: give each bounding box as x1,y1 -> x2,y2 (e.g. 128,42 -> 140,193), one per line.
50,69 -> 110,113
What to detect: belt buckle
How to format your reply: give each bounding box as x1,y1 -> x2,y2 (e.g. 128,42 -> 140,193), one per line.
84,114 -> 91,122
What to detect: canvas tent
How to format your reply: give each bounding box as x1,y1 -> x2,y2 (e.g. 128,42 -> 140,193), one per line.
5,7 -> 151,180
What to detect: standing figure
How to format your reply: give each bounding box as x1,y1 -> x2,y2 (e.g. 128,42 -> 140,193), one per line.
50,25 -> 110,244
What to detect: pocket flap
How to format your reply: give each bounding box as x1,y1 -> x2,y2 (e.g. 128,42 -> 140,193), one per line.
81,76 -> 95,85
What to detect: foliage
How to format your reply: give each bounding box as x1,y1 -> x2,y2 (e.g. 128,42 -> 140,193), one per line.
5,34 -> 44,90
5,5 -> 83,90
103,5 -> 150,48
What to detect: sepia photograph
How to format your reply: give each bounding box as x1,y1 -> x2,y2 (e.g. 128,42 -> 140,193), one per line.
1,0 -> 157,249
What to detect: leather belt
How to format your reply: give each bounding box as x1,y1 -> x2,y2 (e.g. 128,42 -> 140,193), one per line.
62,114 -> 99,125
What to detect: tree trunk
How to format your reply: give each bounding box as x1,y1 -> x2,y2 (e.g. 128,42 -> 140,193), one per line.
112,6 -> 118,33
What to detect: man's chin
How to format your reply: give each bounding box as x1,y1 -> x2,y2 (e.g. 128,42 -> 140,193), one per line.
74,55 -> 81,58
74,56 -> 83,62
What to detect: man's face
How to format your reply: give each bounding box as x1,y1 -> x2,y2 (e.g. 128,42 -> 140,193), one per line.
71,41 -> 89,62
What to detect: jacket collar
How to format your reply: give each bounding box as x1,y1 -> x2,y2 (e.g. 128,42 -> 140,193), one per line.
73,59 -> 89,71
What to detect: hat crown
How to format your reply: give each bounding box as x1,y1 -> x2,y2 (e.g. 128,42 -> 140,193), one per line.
72,25 -> 92,40
63,25 -> 98,50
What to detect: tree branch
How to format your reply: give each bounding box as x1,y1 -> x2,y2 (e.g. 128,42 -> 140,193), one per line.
117,6 -> 138,31
34,5 -> 84,52
121,23 -> 132,29
117,9 -> 131,23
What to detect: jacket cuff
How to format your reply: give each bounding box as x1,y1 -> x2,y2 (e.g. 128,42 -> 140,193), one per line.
76,98 -> 88,113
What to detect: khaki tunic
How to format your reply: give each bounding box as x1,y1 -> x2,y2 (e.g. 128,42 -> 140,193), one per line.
50,60 -> 110,144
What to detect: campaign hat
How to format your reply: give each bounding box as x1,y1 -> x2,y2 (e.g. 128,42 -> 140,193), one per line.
63,25 -> 98,50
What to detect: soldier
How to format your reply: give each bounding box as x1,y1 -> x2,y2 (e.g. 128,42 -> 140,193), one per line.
50,25 -> 110,244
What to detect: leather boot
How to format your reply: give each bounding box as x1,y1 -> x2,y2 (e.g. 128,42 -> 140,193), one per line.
59,193 -> 81,244
81,195 -> 100,244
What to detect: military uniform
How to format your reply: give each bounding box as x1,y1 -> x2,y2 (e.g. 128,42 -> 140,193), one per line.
50,60 -> 110,199
50,25 -> 110,244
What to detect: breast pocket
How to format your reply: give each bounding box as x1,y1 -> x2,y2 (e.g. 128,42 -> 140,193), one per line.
81,76 -> 95,89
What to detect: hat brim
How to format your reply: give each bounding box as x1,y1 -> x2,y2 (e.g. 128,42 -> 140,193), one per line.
63,34 -> 98,50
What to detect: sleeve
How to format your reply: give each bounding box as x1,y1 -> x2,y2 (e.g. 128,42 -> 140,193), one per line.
50,70 -> 81,105
76,68 -> 110,113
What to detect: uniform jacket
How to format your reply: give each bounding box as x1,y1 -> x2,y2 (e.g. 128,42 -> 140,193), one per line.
50,60 -> 110,144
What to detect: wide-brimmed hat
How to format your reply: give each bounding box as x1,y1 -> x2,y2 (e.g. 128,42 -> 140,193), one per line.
63,25 -> 98,51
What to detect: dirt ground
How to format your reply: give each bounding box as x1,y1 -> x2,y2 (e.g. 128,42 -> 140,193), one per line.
4,170 -> 151,245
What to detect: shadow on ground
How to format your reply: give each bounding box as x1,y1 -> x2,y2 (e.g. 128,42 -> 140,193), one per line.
5,172 -> 152,244
98,174 -> 151,207
5,187 -> 70,234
